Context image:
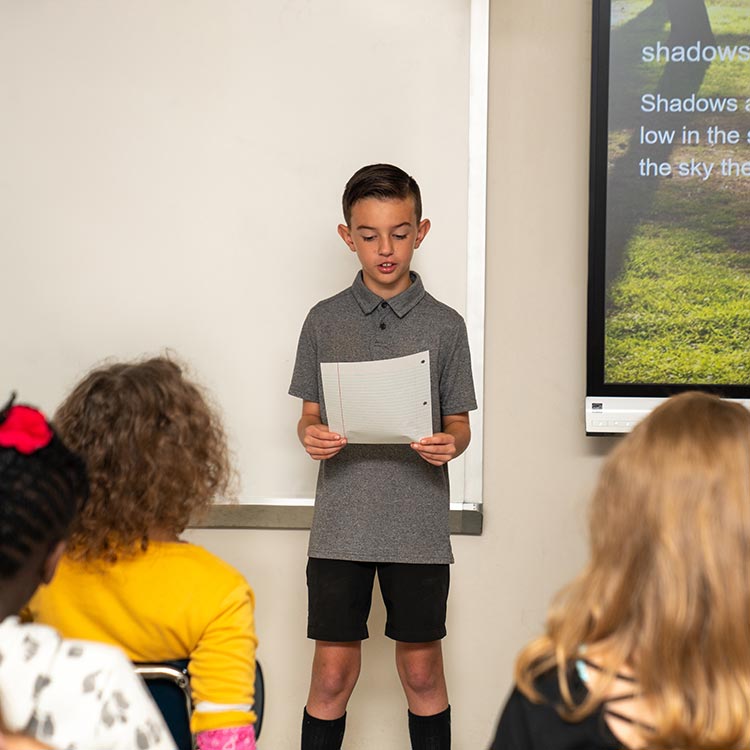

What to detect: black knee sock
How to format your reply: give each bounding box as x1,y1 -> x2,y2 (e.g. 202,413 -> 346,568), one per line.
301,707 -> 346,750
408,705 -> 451,750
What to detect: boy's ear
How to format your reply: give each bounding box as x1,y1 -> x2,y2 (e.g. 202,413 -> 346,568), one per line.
42,540 -> 67,585
337,223 -> 357,252
414,218 -> 431,248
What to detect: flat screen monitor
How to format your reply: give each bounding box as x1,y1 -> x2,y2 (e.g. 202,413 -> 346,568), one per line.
586,0 -> 750,433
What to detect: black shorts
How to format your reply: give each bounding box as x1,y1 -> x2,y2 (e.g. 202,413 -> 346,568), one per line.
306,557 -> 450,643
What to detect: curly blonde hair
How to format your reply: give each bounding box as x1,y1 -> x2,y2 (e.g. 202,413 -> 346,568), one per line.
516,391 -> 750,749
54,355 -> 234,561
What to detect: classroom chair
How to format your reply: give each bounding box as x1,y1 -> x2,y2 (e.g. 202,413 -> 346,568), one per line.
135,659 -> 264,750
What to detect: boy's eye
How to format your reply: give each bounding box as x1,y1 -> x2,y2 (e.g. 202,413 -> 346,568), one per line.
393,234 -> 408,241
362,235 -> 377,242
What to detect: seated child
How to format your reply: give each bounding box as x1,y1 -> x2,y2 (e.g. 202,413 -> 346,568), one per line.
0,396 -> 176,750
490,391 -> 750,750
27,357 -> 258,750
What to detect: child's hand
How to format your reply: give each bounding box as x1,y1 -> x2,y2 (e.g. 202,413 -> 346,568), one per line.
410,432 -> 457,466
303,423 -> 347,461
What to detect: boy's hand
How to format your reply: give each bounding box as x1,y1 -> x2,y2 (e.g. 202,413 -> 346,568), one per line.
302,423 -> 347,461
411,413 -> 471,466
410,433 -> 457,466
298,401 -> 347,460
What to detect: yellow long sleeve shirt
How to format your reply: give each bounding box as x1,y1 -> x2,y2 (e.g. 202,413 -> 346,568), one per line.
28,540 -> 257,733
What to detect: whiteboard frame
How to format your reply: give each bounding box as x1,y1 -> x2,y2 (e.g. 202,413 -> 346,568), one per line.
195,0 -> 488,533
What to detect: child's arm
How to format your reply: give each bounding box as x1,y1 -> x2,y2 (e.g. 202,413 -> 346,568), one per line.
298,400 -> 347,460
190,580 -> 257,749
410,412 -> 471,467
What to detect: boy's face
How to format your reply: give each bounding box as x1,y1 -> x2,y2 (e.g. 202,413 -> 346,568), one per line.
338,196 -> 430,300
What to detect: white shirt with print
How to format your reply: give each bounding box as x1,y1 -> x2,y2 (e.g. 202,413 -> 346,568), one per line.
0,616 -> 176,750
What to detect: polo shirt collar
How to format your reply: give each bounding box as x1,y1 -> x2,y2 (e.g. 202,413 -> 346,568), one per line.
350,271 -> 426,318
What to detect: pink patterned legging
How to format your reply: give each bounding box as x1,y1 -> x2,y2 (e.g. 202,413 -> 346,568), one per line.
196,724 -> 256,750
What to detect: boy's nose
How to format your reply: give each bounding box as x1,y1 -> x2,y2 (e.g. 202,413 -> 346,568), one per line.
379,239 -> 394,256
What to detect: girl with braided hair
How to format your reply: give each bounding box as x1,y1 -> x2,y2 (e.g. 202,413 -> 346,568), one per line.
28,356 -> 258,750
0,395 -> 175,750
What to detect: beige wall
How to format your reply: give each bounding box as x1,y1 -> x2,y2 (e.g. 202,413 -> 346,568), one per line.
187,1 -> 621,747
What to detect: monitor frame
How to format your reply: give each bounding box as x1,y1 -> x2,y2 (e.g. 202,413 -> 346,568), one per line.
585,0 -> 750,433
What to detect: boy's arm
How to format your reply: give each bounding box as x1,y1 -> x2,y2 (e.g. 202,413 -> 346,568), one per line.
298,400 -> 347,461
410,412 -> 471,467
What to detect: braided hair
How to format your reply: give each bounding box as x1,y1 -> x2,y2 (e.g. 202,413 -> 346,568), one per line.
0,394 -> 88,579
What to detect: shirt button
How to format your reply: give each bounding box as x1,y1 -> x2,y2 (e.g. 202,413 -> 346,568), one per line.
381,301 -> 388,308
380,323 -> 386,330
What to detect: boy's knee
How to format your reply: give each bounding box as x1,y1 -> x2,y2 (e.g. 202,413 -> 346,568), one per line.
397,654 -> 444,695
401,664 -> 441,695
313,661 -> 360,699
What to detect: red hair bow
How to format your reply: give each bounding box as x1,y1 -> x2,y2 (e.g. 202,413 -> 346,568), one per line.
0,405 -> 54,454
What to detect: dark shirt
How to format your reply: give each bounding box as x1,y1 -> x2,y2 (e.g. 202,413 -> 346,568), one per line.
490,666 -> 623,750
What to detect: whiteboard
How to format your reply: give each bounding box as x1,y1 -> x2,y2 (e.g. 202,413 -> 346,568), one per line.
0,0 -> 486,509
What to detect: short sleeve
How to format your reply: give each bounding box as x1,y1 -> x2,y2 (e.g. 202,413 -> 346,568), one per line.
439,315 -> 477,416
37,637 -> 176,750
90,647 -> 178,750
289,310 -> 320,403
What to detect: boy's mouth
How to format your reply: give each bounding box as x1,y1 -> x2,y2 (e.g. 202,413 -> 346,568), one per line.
378,262 -> 396,273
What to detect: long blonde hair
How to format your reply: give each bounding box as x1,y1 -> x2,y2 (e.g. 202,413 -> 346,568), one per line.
516,391 -> 750,748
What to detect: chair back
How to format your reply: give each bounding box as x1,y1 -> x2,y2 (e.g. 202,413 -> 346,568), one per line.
135,660 -> 193,750
254,659 -> 265,740
134,659 -> 264,747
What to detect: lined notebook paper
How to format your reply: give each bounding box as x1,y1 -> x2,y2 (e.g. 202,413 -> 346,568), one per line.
320,351 -> 433,444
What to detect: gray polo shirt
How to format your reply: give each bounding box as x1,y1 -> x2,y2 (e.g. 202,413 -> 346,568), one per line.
289,271 -> 477,564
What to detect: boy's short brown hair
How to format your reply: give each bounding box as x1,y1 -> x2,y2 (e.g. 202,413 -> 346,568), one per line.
342,164 -> 422,226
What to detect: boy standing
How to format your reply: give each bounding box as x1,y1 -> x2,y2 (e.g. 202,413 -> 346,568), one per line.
289,164 -> 476,750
